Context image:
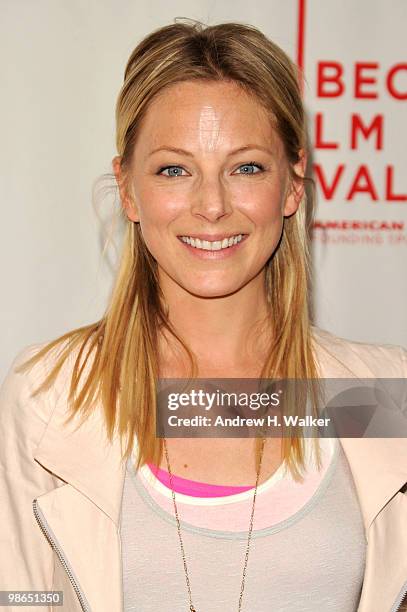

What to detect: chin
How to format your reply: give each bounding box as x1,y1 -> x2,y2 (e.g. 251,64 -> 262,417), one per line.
181,280 -> 243,299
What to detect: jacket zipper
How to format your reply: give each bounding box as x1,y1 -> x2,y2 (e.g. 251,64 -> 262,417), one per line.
32,499 -> 91,612
31,498 -> 407,612
391,579 -> 407,612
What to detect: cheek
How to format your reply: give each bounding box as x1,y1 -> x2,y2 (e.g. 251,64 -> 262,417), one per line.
238,185 -> 285,228
136,190 -> 183,230
135,192 -> 186,263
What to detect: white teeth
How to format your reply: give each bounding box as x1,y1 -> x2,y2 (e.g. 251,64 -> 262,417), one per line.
180,234 -> 244,251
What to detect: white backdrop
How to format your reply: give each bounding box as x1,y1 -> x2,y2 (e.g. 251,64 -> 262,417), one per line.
1,0 -> 405,378
306,0 -> 407,347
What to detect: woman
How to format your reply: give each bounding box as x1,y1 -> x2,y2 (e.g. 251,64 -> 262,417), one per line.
1,20 -> 406,612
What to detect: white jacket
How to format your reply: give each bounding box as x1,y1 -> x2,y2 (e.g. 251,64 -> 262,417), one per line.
0,327 -> 406,611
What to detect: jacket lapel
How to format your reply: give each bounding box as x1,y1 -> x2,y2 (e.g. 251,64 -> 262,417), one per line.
358,489 -> 407,612
339,436 -> 407,531
34,484 -> 123,612
340,437 -> 407,611
33,403 -> 127,611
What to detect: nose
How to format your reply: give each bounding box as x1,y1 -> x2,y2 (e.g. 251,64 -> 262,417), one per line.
190,176 -> 232,223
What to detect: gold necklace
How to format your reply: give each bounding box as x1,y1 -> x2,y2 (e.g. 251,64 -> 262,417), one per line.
163,437 -> 266,612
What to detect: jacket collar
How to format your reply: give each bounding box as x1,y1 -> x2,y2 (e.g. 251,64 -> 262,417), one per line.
34,401 -> 126,526
33,390 -> 407,534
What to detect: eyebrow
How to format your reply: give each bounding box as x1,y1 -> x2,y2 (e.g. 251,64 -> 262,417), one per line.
148,144 -> 275,158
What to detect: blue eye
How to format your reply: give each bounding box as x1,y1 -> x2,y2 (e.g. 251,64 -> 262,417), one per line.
236,162 -> 264,175
157,166 -> 186,177
157,162 -> 264,177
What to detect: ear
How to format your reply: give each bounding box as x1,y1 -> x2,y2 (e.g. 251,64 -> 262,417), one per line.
283,149 -> 307,217
112,156 -> 139,222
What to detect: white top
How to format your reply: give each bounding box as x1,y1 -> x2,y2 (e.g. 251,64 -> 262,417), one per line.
119,437 -> 366,611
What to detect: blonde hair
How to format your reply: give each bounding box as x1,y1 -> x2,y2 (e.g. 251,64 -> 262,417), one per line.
18,20 -> 321,480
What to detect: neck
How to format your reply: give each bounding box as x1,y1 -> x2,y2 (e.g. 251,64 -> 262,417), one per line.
157,270 -> 272,374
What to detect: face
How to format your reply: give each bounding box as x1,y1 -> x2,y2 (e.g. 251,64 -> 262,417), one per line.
113,80 -> 304,299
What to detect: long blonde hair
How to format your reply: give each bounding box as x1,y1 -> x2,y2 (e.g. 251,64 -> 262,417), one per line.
18,20 -> 321,479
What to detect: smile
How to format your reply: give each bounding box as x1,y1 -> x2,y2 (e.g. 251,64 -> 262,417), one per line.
179,234 -> 245,251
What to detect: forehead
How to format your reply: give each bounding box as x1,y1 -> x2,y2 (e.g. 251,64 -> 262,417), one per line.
135,80 -> 283,156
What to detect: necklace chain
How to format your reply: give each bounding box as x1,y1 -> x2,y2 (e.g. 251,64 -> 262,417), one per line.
163,437 -> 266,612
